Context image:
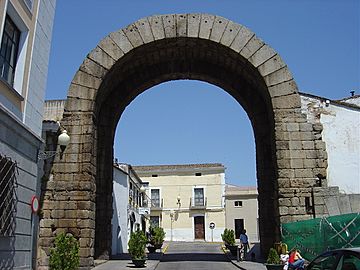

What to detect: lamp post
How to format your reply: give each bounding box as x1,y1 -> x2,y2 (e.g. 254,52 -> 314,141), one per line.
170,210 -> 175,241
38,129 -> 70,160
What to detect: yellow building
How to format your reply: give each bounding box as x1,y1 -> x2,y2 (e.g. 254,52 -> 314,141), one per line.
134,163 -> 226,242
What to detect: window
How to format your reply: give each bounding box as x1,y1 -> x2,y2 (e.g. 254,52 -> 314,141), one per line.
337,254 -> 360,270
234,201 -> 243,207
194,188 -> 204,206
23,0 -> 33,11
0,16 -> 20,86
310,252 -> 338,269
150,216 -> 160,228
0,154 -> 18,236
151,189 -> 160,207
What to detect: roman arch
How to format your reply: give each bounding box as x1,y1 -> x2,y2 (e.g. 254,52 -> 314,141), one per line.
38,14 -> 328,269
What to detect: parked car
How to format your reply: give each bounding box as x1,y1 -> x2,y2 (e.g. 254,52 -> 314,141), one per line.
306,248 -> 360,270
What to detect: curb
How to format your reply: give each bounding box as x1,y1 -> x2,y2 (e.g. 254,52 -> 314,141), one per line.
153,244 -> 168,270
221,245 -> 247,270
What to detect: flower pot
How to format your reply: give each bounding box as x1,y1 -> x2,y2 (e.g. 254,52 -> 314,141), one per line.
132,258 -> 146,267
228,245 -> 239,256
264,263 -> 284,270
147,246 -> 156,253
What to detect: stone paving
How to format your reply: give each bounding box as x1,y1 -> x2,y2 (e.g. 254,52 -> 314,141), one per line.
91,242 -> 269,270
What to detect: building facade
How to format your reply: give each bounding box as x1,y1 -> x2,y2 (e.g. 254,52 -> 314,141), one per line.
111,163 -> 148,255
134,163 -> 226,242
300,93 -> 360,194
224,185 -> 259,243
0,0 -> 56,269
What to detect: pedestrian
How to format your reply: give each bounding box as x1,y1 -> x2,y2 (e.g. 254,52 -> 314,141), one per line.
288,248 -> 305,270
239,229 -> 250,260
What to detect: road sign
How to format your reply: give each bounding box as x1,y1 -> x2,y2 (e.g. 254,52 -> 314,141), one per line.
209,222 -> 215,229
31,196 -> 39,213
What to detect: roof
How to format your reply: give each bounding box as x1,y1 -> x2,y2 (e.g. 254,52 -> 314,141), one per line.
133,163 -> 225,175
133,163 -> 224,170
225,184 -> 258,196
300,92 -> 360,110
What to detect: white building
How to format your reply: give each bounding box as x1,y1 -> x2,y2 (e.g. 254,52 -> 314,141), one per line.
111,163 -> 148,255
300,92 -> 360,194
0,1 -> 56,269
133,163 -> 226,242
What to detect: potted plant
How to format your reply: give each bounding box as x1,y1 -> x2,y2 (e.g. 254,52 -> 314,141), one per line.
128,230 -> 147,267
221,228 -> 238,256
265,247 -> 283,270
148,226 -> 166,252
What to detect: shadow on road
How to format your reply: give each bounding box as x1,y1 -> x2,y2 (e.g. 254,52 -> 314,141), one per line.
111,253 -> 163,261
160,253 -> 230,262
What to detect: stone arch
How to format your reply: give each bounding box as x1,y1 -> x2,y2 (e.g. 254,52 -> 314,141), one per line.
38,14 -> 327,269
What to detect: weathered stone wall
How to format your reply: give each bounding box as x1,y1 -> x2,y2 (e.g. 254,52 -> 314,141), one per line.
38,14 -> 329,269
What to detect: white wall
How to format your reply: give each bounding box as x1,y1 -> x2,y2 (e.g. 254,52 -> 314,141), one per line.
301,95 -> 360,194
111,169 -> 129,254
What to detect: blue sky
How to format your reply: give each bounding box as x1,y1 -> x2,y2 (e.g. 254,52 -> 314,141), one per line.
46,0 -> 359,186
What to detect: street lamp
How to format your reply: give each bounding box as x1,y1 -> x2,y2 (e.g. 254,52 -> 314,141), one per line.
170,210 -> 175,241
38,130 -> 70,160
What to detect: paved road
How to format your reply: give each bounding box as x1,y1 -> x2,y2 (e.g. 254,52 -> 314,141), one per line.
156,242 -> 239,270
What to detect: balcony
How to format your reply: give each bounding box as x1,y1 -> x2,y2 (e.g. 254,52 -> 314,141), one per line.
189,197 -> 207,209
150,198 -> 163,210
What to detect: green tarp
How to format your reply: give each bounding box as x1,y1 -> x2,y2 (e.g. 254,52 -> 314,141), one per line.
281,213 -> 360,261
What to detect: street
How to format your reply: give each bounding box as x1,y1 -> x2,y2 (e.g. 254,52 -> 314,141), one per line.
156,242 -> 239,270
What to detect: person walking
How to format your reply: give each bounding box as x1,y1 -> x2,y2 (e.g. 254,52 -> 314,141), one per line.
239,229 -> 250,260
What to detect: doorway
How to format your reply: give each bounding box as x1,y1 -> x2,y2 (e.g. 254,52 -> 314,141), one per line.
235,219 -> 244,239
194,216 -> 205,240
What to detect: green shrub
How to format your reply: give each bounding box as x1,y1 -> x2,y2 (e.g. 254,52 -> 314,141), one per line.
148,226 -> 166,246
49,232 -> 79,270
128,230 -> 147,260
266,247 -> 281,264
221,228 -> 235,246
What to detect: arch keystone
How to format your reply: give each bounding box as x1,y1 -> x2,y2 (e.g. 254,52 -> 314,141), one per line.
176,14 -> 187,37
199,14 -> 215,39
187,13 -> 201,38
162,14 -> 176,38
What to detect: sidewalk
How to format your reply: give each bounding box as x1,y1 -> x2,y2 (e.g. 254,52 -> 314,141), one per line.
222,245 -> 267,270
92,251 -> 164,270
229,259 -> 267,270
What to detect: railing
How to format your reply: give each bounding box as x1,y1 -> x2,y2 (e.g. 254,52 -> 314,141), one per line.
189,197 -> 207,209
150,198 -> 163,209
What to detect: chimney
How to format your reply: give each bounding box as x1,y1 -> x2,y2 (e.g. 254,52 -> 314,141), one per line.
350,91 -> 355,97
